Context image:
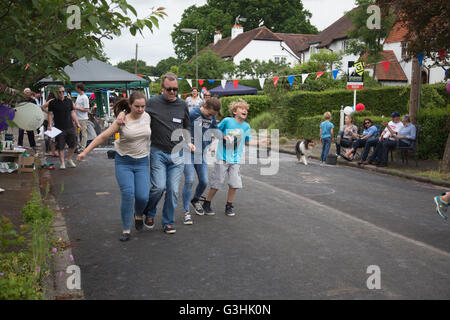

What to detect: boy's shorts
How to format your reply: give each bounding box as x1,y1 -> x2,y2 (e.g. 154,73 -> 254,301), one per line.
210,160 -> 242,189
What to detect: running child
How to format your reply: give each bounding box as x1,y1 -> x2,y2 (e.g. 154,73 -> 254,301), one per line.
202,99 -> 251,216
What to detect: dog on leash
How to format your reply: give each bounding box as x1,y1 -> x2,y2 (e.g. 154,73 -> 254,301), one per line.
295,139 -> 315,165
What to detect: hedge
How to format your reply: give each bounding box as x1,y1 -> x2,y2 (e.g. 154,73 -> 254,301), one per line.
220,95 -> 271,120
177,79 -> 262,98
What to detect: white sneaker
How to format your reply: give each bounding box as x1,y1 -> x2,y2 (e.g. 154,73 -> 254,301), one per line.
60,162 -> 66,170
67,159 -> 77,168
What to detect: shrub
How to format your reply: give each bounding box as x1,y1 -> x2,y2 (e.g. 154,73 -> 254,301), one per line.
416,106 -> 450,159
220,95 -> 271,120
248,112 -> 277,131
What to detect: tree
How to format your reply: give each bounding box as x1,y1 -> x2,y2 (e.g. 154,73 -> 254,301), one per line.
292,49 -> 343,75
172,0 -> 318,60
378,0 -> 450,172
345,0 -> 395,79
178,49 -> 235,80
154,57 -> 181,77
116,59 -> 156,75
0,0 -> 166,104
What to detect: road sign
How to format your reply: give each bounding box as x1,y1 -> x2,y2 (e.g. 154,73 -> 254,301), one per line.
347,61 -> 364,90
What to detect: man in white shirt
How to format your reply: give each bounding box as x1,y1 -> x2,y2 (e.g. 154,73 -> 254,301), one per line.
73,83 -> 90,151
369,111 -> 404,167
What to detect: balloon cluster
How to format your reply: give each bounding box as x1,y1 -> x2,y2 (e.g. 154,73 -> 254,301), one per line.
344,103 -> 365,115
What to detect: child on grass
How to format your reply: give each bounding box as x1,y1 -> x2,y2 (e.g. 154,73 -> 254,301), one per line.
319,111 -> 334,165
202,99 -> 251,217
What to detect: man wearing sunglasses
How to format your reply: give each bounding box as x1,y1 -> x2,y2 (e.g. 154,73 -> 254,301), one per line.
117,73 -> 194,234
48,85 -> 81,169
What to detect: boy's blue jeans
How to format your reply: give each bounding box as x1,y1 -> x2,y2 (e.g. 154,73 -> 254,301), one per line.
182,152 -> 209,213
114,154 -> 150,231
143,146 -> 185,227
321,137 -> 332,162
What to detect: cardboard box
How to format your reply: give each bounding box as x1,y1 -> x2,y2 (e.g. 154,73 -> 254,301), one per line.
21,156 -> 35,172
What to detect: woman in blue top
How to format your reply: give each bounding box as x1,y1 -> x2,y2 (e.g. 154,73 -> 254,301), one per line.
345,118 -> 378,161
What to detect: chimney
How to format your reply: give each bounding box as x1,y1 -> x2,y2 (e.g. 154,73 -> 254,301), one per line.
214,30 -> 222,44
231,24 -> 243,40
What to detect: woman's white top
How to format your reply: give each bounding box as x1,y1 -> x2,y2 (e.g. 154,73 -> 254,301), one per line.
114,112 -> 151,158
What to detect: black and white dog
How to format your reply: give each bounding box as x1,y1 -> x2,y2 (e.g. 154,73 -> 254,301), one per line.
295,139 -> 315,165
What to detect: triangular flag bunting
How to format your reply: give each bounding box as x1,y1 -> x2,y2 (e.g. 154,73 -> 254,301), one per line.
186,79 -> 192,88
288,75 -> 295,86
301,74 -> 308,83
208,79 -> 215,83
25,63 -> 30,70
221,80 -> 227,89
316,72 -> 324,80
258,78 -> 265,89
332,70 -> 339,80
233,80 -> 239,89
273,77 -> 279,86
381,60 -> 390,73
417,53 -> 425,66
198,80 -> 204,86
438,49 -> 446,61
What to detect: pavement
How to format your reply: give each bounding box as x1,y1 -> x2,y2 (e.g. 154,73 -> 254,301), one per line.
42,146 -> 450,300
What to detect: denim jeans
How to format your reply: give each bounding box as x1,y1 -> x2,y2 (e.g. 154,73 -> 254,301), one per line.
370,139 -> 397,163
115,154 -> 150,231
143,146 -> 185,227
321,137 -> 332,162
361,137 -> 378,161
182,153 -> 209,212
335,138 -> 352,156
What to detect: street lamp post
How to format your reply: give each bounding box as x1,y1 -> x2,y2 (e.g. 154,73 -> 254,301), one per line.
181,28 -> 199,86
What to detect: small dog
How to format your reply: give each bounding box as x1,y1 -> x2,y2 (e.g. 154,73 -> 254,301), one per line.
295,139 -> 315,165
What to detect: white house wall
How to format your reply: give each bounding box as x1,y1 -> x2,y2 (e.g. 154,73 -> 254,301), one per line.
233,40 -> 300,66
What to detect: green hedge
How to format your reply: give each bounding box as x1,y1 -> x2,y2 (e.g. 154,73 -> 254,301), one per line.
177,79 -> 262,98
220,95 -> 271,120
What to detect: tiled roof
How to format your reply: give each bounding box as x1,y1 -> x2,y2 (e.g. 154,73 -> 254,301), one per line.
274,33 -> 317,56
384,22 -> 412,43
364,50 -> 408,81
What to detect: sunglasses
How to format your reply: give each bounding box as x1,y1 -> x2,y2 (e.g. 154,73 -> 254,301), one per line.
58,90 -> 65,93
364,122 -> 371,125
164,87 -> 178,92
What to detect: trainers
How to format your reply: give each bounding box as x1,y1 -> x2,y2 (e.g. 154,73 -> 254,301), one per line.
135,215 -> 143,231
119,232 -> 131,242
60,162 -> 66,170
202,200 -> 215,216
164,225 -> 176,234
67,159 -> 77,168
143,216 -> 154,229
191,199 -> 204,216
225,204 -> 235,217
434,196 -> 448,220
183,213 -> 193,225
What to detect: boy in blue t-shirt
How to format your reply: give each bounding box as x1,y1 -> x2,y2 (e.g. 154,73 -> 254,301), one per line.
319,111 -> 334,164
202,99 -> 251,217
181,98 -> 221,225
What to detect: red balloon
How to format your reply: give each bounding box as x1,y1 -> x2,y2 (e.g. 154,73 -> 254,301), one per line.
356,103 -> 365,111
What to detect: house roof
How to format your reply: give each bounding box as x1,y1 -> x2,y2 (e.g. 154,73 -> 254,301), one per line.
384,22 -> 412,43
205,26 -> 302,60
364,50 -> 408,82
300,7 -> 359,51
274,33 -> 316,56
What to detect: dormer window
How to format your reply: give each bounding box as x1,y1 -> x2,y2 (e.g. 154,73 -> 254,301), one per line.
401,42 -> 409,60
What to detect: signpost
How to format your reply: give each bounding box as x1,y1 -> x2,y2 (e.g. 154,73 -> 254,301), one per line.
347,60 -> 364,108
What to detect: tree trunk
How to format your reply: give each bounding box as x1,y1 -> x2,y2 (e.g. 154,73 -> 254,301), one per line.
409,56 -> 421,124
441,133 -> 450,173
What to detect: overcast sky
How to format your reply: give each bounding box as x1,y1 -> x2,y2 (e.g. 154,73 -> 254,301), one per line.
103,0 -> 357,66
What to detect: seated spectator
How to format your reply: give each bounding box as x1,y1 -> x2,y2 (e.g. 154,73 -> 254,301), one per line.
336,115 -> 358,157
344,118 -> 378,161
368,111 -> 405,167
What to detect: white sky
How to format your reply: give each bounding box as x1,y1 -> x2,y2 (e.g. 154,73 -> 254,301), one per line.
103,0 -> 357,66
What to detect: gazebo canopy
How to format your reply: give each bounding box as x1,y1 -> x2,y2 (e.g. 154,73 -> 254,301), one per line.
210,81 -> 258,96
38,57 -> 148,87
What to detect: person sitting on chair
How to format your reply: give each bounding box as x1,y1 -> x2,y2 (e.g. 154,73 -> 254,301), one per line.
344,118 -> 378,161
336,115 -> 358,157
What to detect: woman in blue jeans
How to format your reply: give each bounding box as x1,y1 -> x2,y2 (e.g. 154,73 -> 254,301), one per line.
77,92 -> 151,241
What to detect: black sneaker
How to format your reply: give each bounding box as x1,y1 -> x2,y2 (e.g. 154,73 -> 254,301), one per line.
225,204 -> 235,217
202,200 -> 215,216
191,199 -> 204,216
164,225 -> 176,234
135,215 -> 143,231
119,232 -> 131,241
143,216 -> 154,229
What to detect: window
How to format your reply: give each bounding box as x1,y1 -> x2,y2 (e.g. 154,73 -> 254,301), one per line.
342,40 -> 348,52
274,57 -> 280,63
401,42 -> 409,60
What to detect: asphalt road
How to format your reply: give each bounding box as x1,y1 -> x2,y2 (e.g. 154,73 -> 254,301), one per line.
47,148 -> 450,299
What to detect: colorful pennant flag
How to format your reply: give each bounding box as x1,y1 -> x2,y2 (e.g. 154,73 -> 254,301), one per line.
438,49 -> 446,61
25,63 -> 30,70
233,80 -> 239,89
381,60 -> 390,73
332,70 -> 339,80
208,80 -> 215,83
198,80 -> 204,86
258,78 -> 265,89
221,80 -> 227,89
417,53 -> 425,66
178,78 -> 183,80
273,77 -> 280,86
316,72 -> 324,80
288,75 -> 295,87
186,79 -> 192,88
301,74 -> 308,83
